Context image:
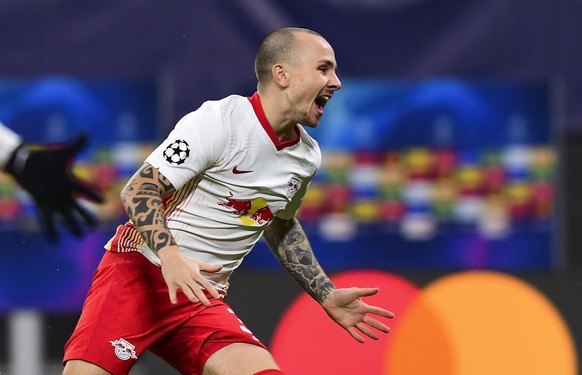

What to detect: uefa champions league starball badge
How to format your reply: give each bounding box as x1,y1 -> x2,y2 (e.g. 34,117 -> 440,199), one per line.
163,139 -> 190,165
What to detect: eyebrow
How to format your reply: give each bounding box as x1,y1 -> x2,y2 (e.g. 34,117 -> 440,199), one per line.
318,59 -> 337,69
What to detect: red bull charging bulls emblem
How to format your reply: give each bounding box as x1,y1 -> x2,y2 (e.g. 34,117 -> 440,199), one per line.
218,192 -> 274,225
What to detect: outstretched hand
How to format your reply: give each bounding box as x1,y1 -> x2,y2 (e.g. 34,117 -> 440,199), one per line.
5,134 -> 104,241
321,287 -> 394,343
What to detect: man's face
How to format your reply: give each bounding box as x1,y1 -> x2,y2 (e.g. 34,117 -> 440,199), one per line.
285,33 -> 341,128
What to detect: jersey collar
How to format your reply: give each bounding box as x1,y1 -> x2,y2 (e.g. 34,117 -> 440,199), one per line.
248,92 -> 300,151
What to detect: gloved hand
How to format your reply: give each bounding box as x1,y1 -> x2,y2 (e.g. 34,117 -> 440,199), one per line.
5,134 -> 104,241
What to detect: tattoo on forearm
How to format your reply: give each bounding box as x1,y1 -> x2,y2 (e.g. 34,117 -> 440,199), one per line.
264,218 -> 335,303
121,164 -> 177,254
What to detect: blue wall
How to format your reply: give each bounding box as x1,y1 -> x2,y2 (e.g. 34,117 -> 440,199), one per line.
0,0 -> 581,133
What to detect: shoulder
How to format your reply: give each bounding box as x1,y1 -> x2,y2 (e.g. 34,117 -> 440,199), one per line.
203,94 -> 250,114
176,95 -> 249,128
220,94 -> 254,118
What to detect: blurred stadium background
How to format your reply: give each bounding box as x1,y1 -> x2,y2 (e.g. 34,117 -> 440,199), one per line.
1,1 -> 582,374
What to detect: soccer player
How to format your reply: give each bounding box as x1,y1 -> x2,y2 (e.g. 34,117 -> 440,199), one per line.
0,123 -> 103,241
63,27 -> 394,375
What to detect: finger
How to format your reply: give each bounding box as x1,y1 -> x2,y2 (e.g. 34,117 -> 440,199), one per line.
364,316 -> 390,333
71,200 -> 98,228
356,323 -> 379,340
191,286 -> 211,307
194,275 -> 222,300
66,134 -> 88,157
167,284 -> 179,304
365,305 -> 395,319
354,287 -> 379,298
73,180 -> 105,204
61,209 -> 83,237
178,283 -> 201,305
38,209 -> 58,243
346,327 -> 365,344
178,281 -> 208,306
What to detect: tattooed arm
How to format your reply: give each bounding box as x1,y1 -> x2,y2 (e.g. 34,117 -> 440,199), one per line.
120,163 -> 177,252
263,216 -> 335,302
263,216 -> 395,343
120,162 -> 222,306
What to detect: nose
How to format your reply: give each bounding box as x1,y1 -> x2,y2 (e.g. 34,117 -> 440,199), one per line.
328,72 -> 341,91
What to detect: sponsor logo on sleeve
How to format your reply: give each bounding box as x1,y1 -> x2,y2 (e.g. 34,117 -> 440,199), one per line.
286,177 -> 301,198
163,139 -> 190,165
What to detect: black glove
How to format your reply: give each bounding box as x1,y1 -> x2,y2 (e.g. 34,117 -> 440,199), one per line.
5,134 -> 104,241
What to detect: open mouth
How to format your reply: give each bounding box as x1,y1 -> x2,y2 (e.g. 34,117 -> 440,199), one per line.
314,95 -> 331,111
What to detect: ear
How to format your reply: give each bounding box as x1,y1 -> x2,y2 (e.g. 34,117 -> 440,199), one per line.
271,64 -> 290,88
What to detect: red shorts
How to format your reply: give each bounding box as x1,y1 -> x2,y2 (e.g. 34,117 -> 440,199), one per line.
63,251 -> 266,375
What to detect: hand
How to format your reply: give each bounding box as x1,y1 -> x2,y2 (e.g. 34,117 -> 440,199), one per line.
158,246 -> 223,306
5,134 -> 104,241
321,287 -> 394,343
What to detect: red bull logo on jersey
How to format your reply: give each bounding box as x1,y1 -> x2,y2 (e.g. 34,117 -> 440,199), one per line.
218,192 -> 274,225
287,177 -> 301,198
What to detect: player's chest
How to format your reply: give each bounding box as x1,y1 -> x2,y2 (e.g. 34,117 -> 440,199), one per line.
210,150 -> 309,194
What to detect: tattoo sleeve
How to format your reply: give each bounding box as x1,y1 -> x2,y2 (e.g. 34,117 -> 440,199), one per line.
263,217 -> 335,303
120,163 -> 177,254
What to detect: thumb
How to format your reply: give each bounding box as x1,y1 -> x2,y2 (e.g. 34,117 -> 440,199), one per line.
355,287 -> 379,298
199,261 -> 223,273
66,133 -> 88,158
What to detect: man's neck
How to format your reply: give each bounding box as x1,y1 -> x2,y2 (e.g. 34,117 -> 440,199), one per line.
256,90 -> 299,142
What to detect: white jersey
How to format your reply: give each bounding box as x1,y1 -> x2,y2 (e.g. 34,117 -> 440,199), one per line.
0,123 -> 22,168
106,93 -> 321,292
